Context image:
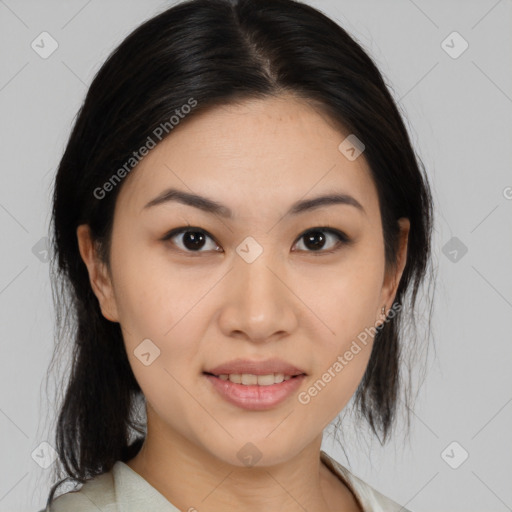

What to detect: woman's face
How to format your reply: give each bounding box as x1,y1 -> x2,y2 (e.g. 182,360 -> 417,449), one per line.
78,94 -> 408,467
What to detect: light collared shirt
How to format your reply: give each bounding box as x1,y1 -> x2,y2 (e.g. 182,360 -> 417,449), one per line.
39,450 -> 412,512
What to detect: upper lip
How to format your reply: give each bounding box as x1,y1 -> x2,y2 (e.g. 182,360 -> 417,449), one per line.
204,358 -> 307,376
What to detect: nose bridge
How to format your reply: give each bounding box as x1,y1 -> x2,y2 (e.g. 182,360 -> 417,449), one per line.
236,243 -> 285,310
220,241 -> 297,340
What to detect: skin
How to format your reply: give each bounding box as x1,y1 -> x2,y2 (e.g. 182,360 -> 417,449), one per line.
77,94 -> 409,512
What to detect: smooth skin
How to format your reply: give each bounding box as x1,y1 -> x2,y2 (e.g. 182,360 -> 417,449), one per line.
77,94 -> 409,512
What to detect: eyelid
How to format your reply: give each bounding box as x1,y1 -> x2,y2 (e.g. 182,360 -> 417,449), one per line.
292,226 -> 351,254
161,225 -> 223,254
161,225 -> 351,254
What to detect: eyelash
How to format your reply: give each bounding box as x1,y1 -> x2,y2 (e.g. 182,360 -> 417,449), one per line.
161,225 -> 351,256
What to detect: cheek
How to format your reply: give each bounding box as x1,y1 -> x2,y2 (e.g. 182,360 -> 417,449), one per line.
302,351 -> 371,417
299,322 -> 375,429
109,247 -> 206,404
110,244 -> 188,336
307,256 -> 384,347
297,252 -> 383,416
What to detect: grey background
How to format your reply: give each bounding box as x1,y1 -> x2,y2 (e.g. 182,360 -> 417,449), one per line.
1,0 -> 511,511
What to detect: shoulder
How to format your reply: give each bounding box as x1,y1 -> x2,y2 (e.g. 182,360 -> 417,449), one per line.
42,468 -> 117,512
320,450 -> 412,512
40,459 -> 182,512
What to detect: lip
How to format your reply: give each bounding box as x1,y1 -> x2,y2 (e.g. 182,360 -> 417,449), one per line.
204,373 -> 306,411
204,358 -> 307,377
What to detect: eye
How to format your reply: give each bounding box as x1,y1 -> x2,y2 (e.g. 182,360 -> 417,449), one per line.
162,226 -> 221,254
292,227 -> 350,254
161,226 -> 351,255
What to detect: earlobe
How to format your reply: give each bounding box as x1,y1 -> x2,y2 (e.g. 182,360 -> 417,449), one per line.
76,224 -> 119,322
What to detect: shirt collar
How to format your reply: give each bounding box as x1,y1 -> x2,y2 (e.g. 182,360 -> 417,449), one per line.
113,461 -> 180,512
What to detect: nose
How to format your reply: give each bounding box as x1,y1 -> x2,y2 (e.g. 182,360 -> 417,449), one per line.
217,252 -> 299,344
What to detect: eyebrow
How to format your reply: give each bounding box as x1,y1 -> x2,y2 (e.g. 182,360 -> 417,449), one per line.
143,187 -> 365,217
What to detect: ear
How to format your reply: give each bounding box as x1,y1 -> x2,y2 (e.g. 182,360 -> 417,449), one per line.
378,217 -> 410,320
76,224 -> 119,322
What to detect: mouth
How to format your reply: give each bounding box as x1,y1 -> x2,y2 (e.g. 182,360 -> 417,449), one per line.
202,371 -> 307,411
203,358 -> 307,380
202,371 -> 306,386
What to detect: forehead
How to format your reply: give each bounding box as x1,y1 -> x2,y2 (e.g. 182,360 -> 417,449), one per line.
115,95 -> 379,222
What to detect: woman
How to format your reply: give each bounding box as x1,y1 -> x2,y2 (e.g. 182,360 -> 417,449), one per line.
41,0 -> 435,510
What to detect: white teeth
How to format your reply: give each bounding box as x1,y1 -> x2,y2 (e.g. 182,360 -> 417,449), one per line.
216,373 -> 295,385
241,373 -> 258,385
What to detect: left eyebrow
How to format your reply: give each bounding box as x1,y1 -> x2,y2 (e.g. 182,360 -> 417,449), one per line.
142,187 -> 366,217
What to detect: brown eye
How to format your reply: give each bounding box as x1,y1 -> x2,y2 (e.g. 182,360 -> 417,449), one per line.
161,226 -> 350,255
293,228 -> 349,254
162,227 -> 221,253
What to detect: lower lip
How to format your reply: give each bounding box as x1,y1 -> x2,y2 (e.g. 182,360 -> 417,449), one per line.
204,373 -> 306,411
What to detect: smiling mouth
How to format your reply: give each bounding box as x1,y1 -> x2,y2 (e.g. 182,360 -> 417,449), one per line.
203,372 -> 305,386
